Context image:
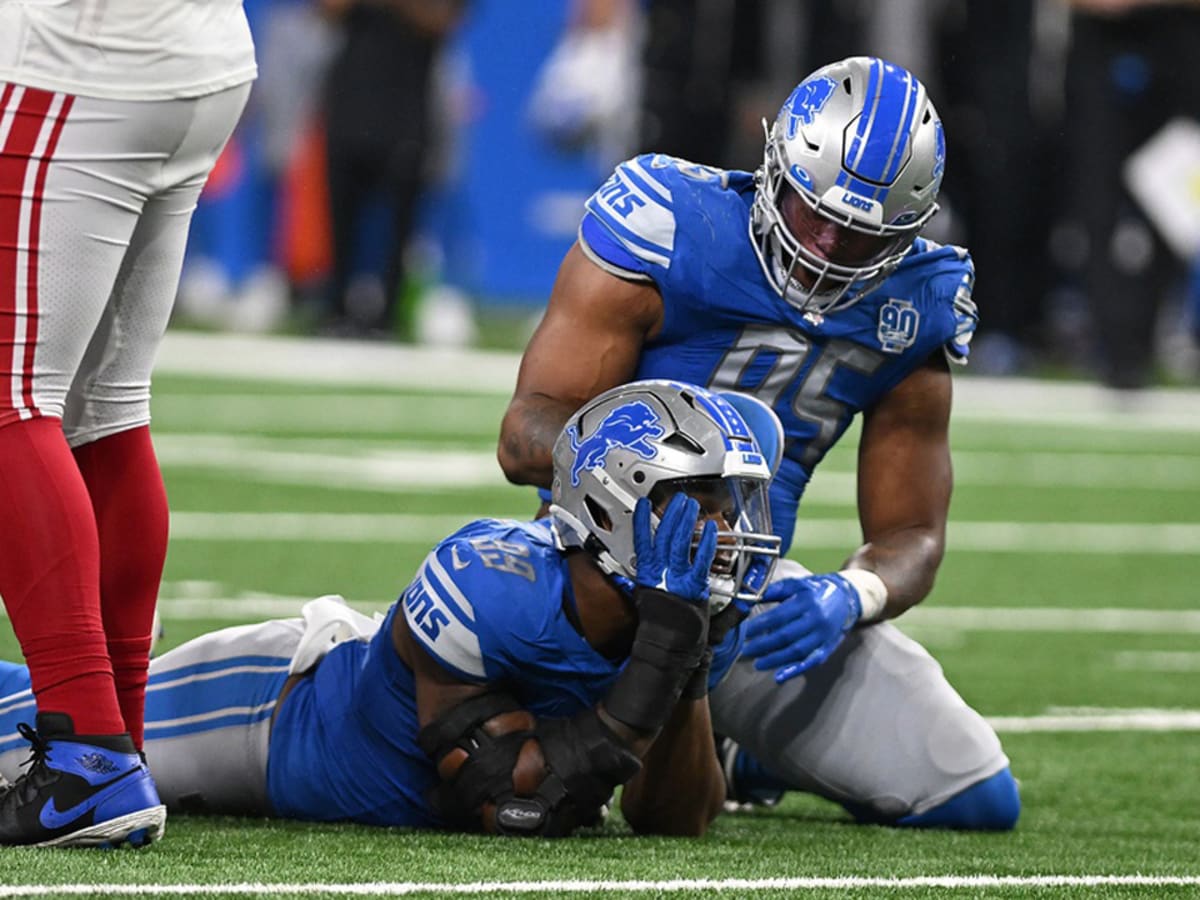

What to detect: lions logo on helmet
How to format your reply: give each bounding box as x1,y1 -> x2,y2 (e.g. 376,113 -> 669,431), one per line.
567,400 -> 664,487
784,75 -> 836,138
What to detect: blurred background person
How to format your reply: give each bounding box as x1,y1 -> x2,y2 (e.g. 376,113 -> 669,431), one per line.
175,0 -> 335,335
637,0 -> 769,171
928,0 -> 1064,377
1060,0 -> 1200,389
316,0 -> 469,339
787,0 -> 1065,377
527,0 -> 643,174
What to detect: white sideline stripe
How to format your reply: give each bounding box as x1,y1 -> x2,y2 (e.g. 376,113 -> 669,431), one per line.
4,876 -> 1200,896
164,511 -> 1200,555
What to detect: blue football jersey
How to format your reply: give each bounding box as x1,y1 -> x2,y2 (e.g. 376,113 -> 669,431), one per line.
400,518 -> 623,717
269,517 -> 733,828
581,154 -> 978,550
266,602 -> 435,826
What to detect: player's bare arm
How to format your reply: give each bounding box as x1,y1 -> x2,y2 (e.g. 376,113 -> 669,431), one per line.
621,695 -> 725,837
497,243 -> 663,488
393,610 -> 496,728
846,352 -> 954,617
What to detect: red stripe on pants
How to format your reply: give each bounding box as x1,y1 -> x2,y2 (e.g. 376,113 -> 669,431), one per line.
20,93 -> 74,416
0,86 -> 55,424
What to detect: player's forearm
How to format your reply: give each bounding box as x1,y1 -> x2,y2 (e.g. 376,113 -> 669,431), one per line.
497,394 -> 577,487
620,699 -> 724,836
843,524 -> 944,619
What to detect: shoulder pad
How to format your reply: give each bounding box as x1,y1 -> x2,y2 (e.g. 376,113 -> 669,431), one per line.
584,155 -> 679,270
583,154 -> 734,273
402,540 -> 488,680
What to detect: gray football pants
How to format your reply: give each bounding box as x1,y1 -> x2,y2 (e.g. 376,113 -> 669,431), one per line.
709,610 -> 1009,819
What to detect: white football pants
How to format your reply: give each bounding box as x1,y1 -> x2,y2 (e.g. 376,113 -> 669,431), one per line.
0,81 -> 250,444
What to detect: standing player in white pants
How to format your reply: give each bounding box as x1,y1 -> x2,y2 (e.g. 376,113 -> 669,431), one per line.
0,1 -> 255,847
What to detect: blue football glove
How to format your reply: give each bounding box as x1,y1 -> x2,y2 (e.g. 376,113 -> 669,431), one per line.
741,572 -> 863,682
633,493 -> 718,604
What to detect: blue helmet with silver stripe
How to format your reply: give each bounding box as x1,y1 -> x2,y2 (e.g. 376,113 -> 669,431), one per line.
751,56 -> 945,314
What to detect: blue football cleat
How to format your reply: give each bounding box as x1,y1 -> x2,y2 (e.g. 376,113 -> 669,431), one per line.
0,713 -> 166,848
717,736 -> 786,812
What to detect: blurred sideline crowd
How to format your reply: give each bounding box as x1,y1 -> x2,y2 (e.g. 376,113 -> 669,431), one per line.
175,0 -> 1200,391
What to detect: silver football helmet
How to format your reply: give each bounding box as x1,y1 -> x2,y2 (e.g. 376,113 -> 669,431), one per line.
551,380 -> 781,612
750,56 -> 945,314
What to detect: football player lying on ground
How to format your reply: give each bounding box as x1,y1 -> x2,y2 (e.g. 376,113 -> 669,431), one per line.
0,381 -> 780,838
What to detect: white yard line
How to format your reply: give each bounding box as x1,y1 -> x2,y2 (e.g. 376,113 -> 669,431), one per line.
8,583 -> 1197,733
904,606 -> 1200,633
150,434 -> 1200,494
156,332 -> 521,393
140,588 -> 1200,635
155,437 -> 509,491
169,511 -> 475,542
989,710 -> 1200,732
154,396 -> 506,435
2,875 -> 1200,896
951,450 -> 1200,489
164,510 -> 1200,555
155,331 -> 1200,431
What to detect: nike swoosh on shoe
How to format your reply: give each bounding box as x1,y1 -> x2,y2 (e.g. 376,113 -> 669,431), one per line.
38,770 -> 142,830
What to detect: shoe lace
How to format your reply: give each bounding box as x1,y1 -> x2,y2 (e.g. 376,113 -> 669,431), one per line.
2,723 -> 55,806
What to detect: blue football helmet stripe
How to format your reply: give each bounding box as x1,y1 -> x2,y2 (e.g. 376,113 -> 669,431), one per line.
841,59 -> 920,202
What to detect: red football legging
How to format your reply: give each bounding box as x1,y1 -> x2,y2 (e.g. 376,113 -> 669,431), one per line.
0,417 -> 124,735
73,425 -> 169,751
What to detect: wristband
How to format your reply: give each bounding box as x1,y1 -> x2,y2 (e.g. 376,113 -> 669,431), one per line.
838,568 -> 888,623
603,588 -> 708,732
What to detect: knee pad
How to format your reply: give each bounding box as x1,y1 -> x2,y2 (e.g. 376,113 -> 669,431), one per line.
893,767 -> 1020,831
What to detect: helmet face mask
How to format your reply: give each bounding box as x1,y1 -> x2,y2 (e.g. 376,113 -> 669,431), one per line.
645,475 -> 776,609
750,56 -> 946,314
550,380 -> 781,612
